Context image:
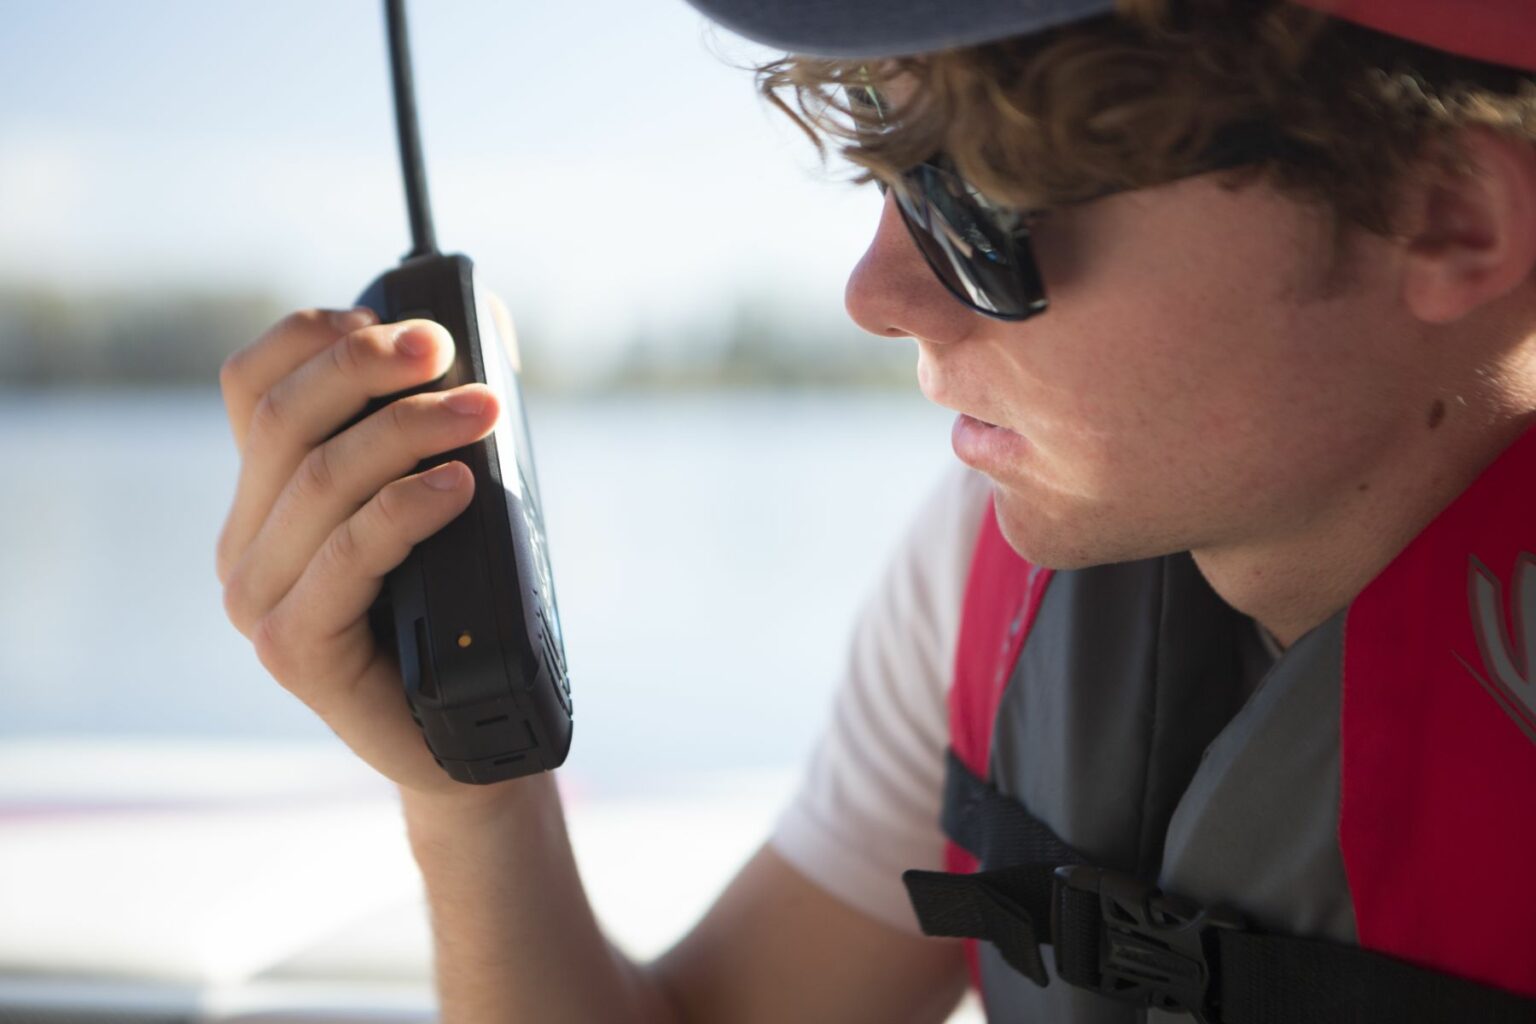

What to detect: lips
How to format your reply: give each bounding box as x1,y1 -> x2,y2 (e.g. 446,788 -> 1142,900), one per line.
914,359 -> 1028,461
952,413 -> 1032,472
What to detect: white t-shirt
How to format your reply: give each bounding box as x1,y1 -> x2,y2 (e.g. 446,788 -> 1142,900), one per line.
768,463 -> 993,934
767,464 -> 1282,934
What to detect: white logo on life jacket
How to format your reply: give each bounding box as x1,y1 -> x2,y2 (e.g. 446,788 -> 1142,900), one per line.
1460,552 -> 1536,744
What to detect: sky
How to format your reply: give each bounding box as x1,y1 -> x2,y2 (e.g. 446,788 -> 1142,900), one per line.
0,0 -> 885,367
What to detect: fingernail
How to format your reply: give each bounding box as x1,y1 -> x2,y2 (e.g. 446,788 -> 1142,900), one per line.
331,307 -> 377,333
396,327 -> 434,357
443,389 -> 487,415
423,463 -> 465,490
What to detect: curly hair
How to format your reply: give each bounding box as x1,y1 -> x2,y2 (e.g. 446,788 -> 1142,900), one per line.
756,0 -> 1536,240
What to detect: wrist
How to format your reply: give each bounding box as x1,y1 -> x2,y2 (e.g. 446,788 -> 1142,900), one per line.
397,770 -> 558,834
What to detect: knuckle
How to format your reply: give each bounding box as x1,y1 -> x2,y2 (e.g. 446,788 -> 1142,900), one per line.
249,387 -> 287,445
385,397 -> 418,441
247,309 -> 325,359
250,611 -> 295,684
371,479 -> 411,538
253,309 -> 324,355
214,525 -> 235,588
278,308 -> 326,336
218,349 -> 248,394
221,567 -> 254,636
327,513 -> 366,572
293,442 -> 338,502
330,328 -> 372,379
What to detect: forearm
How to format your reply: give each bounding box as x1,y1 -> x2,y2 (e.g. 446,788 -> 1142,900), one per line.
400,775 -> 680,1024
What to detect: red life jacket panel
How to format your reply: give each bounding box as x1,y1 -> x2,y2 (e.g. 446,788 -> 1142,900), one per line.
1340,423 -> 1536,993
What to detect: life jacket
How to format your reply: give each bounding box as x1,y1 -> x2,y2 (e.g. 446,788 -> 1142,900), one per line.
904,421 -> 1536,1023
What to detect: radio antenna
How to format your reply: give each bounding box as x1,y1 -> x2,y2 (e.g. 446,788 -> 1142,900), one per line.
384,0 -> 438,259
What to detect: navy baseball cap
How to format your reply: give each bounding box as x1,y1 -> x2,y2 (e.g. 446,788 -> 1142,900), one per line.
681,0 -> 1115,60
682,0 -> 1536,70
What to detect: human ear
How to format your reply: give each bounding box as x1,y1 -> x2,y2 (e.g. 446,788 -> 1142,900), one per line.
1401,128 -> 1536,324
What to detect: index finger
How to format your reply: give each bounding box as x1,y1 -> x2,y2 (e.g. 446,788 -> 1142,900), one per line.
219,306 -> 379,452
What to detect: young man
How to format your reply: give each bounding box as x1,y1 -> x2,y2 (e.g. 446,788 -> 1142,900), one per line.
215,0 -> 1536,1020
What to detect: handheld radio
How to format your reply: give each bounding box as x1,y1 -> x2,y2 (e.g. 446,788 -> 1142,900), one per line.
331,0 -> 573,784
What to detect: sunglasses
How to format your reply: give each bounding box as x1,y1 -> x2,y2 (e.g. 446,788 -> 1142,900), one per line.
847,85 -> 1288,322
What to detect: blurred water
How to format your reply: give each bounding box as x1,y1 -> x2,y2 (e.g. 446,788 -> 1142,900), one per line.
0,387 -> 956,796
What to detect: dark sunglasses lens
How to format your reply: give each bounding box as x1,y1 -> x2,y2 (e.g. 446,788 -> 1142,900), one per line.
852,84 -> 1046,319
895,166 -> 1045,320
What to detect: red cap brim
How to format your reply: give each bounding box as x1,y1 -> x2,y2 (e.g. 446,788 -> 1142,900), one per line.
1292,0 -> 1536,72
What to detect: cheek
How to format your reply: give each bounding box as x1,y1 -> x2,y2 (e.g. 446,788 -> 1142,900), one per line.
987,302 -> 1230,477
1011,213 -> 1230,443
1022,201 -> 1327,445
970,181 -> 1416,561
990,271 -> 1391,524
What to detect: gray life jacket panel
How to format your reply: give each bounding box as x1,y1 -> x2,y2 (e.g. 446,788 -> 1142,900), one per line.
973,555 -> 1354,1023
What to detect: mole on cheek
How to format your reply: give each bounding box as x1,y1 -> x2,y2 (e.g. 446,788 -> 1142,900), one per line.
1427,399 -> 1446,430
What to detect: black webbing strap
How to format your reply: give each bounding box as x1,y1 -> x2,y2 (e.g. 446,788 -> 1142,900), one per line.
904,752 -> 1536,1023
904,863 -> 1056,984
1212,931 -> 1536,1024
907,749 -> 1090,983
939,748 -> 1090,870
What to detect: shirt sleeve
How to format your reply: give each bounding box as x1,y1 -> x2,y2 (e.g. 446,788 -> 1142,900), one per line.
768,463 -> 993,933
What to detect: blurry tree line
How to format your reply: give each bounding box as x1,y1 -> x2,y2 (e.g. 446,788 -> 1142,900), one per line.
595,293 -> 913,392
0,285 -> 913,393
0,285 -> 286,390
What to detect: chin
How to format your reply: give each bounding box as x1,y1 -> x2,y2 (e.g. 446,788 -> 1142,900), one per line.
990,483 -> 1173,571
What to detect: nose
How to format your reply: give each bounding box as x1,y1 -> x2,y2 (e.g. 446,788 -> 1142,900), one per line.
845,191 -> 978,344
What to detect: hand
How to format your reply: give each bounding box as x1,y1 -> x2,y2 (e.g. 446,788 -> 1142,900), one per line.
215,306 -> 507,802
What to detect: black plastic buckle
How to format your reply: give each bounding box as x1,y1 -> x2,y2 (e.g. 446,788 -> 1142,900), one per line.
1051,865 -> 1245,1024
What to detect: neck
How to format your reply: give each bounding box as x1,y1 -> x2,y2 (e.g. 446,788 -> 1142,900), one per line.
1193,398 -> 1536,651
